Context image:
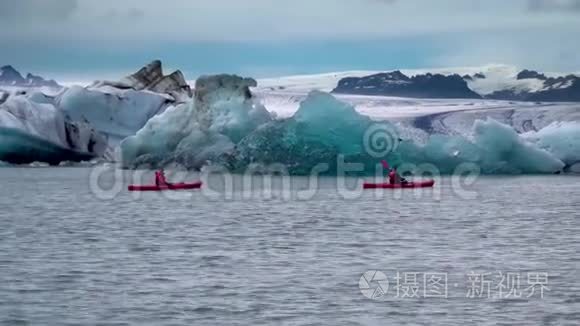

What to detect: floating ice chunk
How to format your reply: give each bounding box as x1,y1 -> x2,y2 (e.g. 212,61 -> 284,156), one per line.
472,118 -> 564,173
524,121 -> 580,167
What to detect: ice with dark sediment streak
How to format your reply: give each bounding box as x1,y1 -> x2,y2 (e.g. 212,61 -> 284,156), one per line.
56,85 -> 170,142
0,93 -> 107,164
121,79 -> 580,174
0,61 -> 188,165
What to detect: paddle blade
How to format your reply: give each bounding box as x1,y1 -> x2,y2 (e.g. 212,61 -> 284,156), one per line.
381,160 -> 390,169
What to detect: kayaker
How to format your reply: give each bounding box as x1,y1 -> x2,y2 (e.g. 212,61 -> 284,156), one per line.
155,169 -> 169,186
154,170 -> 161,186
382,160 -> 408,185
388,168 -> 397,185
388,167 -> 408,185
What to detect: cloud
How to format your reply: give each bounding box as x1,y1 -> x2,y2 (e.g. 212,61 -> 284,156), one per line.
528,0 -> 580,12
102,7 -> 145,21
127,8 -> 145,19
0,0 -> 78,21
0,0 -> 577,43
0,0 -> 579,74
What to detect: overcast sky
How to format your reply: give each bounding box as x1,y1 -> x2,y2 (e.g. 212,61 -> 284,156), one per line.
1,0 -> 579,81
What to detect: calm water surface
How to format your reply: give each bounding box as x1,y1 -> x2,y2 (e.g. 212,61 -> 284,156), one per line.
0,167 -> 579,325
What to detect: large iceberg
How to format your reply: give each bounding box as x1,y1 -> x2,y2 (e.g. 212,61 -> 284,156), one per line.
396,118 -> 566,174
0,61 -> 186,165
56,85 -> 171,143
120,74 -> 272,169
232,91 -> 386,174
0,93 -> 107,164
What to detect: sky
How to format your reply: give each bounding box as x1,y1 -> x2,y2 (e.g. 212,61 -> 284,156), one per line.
1,0 -> 579,82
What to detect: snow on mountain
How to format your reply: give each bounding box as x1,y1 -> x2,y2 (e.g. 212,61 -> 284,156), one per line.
254,64 -> 580,103
253,65 -> 529,94
454,65 -> 547,96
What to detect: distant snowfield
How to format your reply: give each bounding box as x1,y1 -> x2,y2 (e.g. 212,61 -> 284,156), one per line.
254,64 -> 572,94
245,64 -> 580,121
256,91 -> 509,120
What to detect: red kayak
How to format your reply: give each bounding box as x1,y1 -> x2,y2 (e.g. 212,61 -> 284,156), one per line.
363,180 -> 435,189
128,182 -> 202,192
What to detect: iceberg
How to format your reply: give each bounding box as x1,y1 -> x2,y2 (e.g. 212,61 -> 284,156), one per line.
232,91 -> 390,174
0,93 -> 107,164
120,74 -> 272,169
524,121 -> 580,170
0,60 -> 190,165
90,60 -> 192,102
56,85 -> 170,142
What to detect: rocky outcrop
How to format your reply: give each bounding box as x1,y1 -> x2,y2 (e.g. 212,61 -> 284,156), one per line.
333,67 -> 580,102
333,71 -> 481,99
517,69 -> 547,80
24,73 -> 60,88
0,65 -> 61,88
462,72 -> 486,81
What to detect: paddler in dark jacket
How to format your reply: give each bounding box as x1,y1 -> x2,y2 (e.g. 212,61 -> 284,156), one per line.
155,169 -> 169,186
388,167 -> 408,185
